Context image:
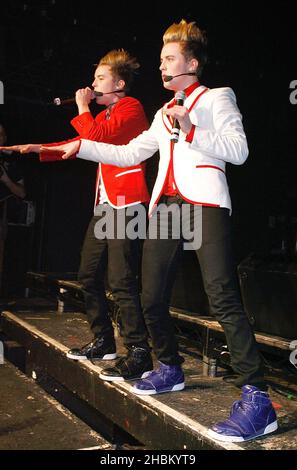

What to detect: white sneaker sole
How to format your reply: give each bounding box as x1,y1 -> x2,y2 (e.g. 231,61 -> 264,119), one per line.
131,382 -> 185,396
66,353 -> 88,361
99,369 -> 154,382
207,420 -> 278,442
66,352 -> 117,361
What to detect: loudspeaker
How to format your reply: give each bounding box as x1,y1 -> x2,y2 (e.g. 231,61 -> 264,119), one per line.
238,254 -> 297,339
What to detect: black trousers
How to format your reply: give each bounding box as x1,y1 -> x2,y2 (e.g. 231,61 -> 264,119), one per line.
78,205 -> 148,350
141,199 -> 266,389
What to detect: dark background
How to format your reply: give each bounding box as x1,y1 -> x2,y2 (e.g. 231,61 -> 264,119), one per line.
0,1 -> 296,298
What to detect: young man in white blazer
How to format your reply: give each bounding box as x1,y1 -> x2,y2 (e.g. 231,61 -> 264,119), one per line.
42,20 -> 278,443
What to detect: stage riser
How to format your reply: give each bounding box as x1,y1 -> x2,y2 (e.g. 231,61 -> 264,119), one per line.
25,272 -> 295,356
1,314 -> 218,451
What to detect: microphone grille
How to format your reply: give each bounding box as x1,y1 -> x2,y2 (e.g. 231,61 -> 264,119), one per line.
175,91 -> 186,102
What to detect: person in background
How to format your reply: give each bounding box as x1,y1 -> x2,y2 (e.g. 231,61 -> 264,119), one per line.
0,123 -> 26,292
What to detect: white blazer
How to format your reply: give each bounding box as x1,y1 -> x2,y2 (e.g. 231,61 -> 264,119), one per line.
77,86 -> 249,216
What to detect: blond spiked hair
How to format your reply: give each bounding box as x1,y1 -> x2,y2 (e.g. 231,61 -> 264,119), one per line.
97,49 -> 140,92
163,20 -> 208,78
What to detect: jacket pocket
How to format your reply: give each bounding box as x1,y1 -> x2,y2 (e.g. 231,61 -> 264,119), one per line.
115,168 -> 142,178
196,165 -> 225,174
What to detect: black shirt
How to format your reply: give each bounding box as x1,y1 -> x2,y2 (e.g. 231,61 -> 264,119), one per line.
0,153 -> 24,201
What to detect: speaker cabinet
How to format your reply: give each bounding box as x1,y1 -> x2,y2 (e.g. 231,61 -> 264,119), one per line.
238,254 -> 297,339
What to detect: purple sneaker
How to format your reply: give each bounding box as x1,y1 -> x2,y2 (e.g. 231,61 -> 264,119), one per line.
131,362 -> 185,395
208,385 -> 278,442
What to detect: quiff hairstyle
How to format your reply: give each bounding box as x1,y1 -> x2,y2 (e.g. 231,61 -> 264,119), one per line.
97,49 -> 140,92
163,19 -> 208,78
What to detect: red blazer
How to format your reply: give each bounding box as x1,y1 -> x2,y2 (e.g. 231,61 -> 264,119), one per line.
40,97 -> 150,208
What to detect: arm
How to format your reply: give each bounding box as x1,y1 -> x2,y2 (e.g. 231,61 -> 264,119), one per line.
41,111 -> 161,167
0,169 -> 26,199
166,88 -> 248,165
71,97 -> 148,143
0,144 -> 41,154
42,98 -> 149,162
78,128 -> 159,167
0,141 -> 79,163
183,88 -> 249,165
0,88 -> 93,160
40,136 -> 80,162
0,88 -> 92,160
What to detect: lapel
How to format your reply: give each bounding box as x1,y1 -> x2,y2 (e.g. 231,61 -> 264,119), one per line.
161,98 -> 175,134
185,85 -> 208,112
161,86 -> 209,134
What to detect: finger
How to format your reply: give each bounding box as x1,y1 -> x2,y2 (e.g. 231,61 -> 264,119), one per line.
2,145 -> 18,152
62,151 -> 72,160
20,147 -> 31,154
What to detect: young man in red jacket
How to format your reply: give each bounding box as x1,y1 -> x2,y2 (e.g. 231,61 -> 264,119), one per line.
2,50 -> 153,381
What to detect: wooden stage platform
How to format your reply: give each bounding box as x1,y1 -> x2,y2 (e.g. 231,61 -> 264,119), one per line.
1,294 -> 297,450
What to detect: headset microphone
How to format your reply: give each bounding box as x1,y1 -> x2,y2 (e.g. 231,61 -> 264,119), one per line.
163,72 -> 196,82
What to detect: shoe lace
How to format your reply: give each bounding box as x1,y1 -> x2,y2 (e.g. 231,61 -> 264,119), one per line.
130,346 -> 148,359
231,400 -> 242,414
88,337 -> 104,364
231,399 -> 254,416
115,356 -> 126,367
151,363 -> 167,380
143,363 -> 174,383
82,339 -> 95,351
112,348 -> 136,370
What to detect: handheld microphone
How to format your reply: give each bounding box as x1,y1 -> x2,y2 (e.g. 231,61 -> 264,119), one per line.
53,90 -> 125,106
164,72 -> 196,83
171,91 -> 186,143
53,97 -> 78,106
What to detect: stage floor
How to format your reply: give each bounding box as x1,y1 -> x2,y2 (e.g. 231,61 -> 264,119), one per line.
1,299 -> 297,450
0,360 -> 112,450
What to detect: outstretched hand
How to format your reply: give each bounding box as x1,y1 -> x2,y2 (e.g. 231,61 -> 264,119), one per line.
40,140 -> 81,159
0,144 -> 41,154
